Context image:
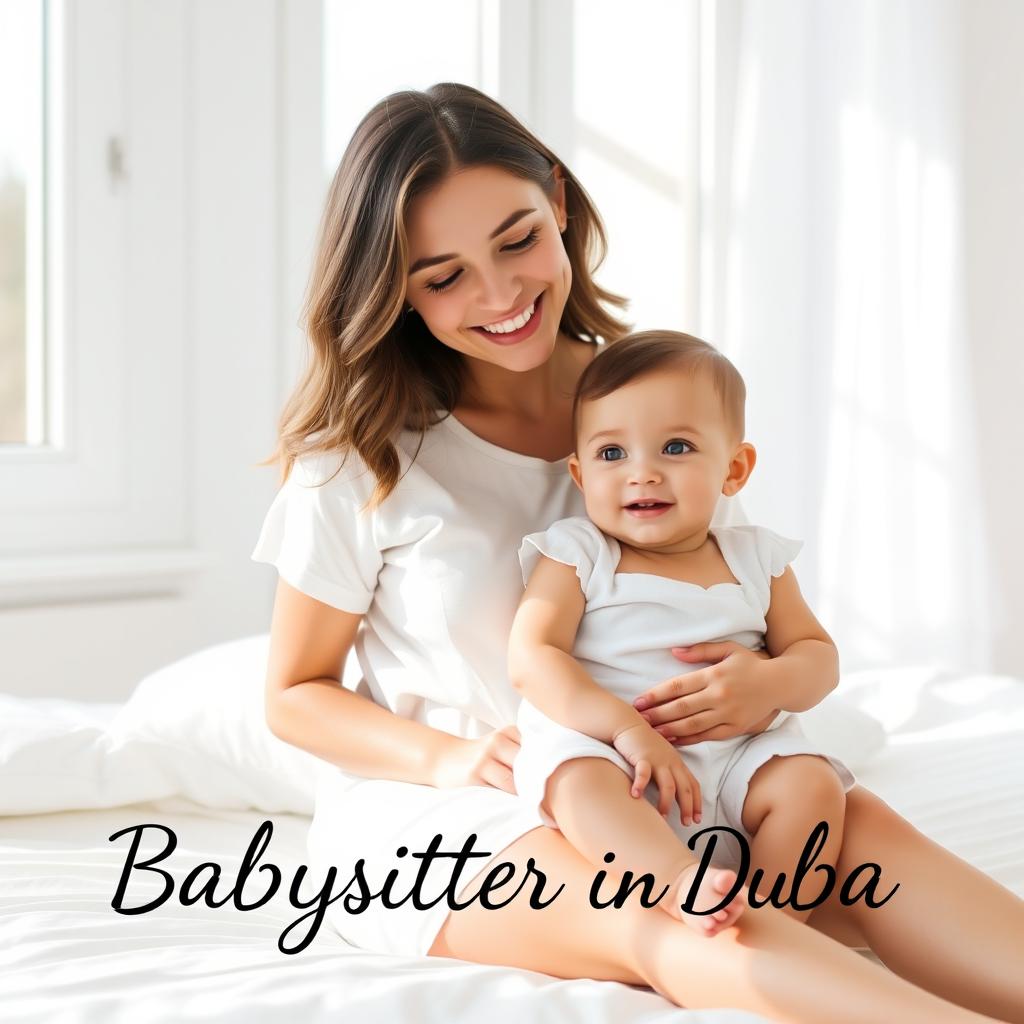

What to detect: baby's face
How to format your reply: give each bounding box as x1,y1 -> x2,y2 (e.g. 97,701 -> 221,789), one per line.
569,367 -> 746,551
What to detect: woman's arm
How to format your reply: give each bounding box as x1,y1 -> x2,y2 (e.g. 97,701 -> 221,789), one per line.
507,555 -> 648,743
265,578 -> 489,788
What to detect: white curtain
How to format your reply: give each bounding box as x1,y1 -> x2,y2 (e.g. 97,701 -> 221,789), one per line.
699,0 -> 995,673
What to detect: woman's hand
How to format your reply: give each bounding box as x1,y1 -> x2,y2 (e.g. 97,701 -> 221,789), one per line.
612,722 -> 702,825
431,725 -> 522,794
633,642 -> 781,745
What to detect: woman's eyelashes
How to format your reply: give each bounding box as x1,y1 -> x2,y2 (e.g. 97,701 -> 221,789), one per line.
423,227 -> 541,294
595,439 -> 695,461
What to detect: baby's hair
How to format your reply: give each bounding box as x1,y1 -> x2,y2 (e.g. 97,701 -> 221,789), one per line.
572,330 -> 746,444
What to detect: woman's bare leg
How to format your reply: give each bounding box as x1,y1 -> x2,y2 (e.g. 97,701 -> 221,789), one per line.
741,754 -> 847,923
428,823 -> 1007,1023
806,785 -> 1024,1022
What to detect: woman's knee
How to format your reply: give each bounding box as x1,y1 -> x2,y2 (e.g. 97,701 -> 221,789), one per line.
844,784 -> 920,845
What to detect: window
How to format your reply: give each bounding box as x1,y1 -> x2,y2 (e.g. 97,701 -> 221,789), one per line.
0,1 -> 197,604
323,0 -> 486,179
0,0 -> 46,446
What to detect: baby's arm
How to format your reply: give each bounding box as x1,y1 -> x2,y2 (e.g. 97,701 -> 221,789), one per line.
508,554 -> 648,744
762,566 -> 840,712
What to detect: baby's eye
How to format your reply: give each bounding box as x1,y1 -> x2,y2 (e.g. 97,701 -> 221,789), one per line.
664,439 -> 693,455
598,445 -> 626,462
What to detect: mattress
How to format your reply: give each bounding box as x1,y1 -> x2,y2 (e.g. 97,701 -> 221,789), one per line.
1,668 -> 1021,1024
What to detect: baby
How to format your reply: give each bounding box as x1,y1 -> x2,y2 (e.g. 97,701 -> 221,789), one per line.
508,330 -> 855,935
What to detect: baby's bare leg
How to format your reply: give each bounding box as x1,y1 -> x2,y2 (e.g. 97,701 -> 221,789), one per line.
741,754 -> 847,923
543,756 -> 745,935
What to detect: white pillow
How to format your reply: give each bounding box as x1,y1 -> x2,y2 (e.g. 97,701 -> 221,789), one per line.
103,633 -> 329,815
0,696 -> 123,815
799,692 -> 887,771
0,635 -> 334,817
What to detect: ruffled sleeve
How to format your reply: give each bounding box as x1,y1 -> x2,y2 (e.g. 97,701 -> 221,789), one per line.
517,516 -> 608,600
757,526 -> 803,580
251,447 -> 383,613
714,525 -> 803,614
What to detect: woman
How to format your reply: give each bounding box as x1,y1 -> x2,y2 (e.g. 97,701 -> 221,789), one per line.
253,83 -> 1023,1022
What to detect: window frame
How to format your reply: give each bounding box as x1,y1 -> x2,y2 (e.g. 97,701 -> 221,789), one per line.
0,0 -> 200,605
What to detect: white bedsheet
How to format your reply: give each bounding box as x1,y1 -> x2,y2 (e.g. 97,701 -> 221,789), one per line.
1,668 -> 1022,1023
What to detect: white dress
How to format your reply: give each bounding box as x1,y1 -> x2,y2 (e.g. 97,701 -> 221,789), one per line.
250,403 -> 747,957
512,516 -> 856,871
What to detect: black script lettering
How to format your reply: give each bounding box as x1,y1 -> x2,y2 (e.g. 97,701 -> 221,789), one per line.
679,827 -> 748,915
392,834 -> 492,911
410,834 -> 491,911
175,820 -> 282,911
840,862 -> 899,908
279,863 -> 351,955
589,852 -> 619,909
503,856 -> 563,910
180,862 -> 228,908
745,867 -> 789,911
743,822 -> 898,914
376,854 -> 411,910
336,834 -> 493,914
472,860 -> 519,909
108,821 -> 569,956
691,822 -> 899,916
442,836 -> 563,911
587,851 -> 666,910
340,858 -> 378,915
789,820 -> 836,911
746,821 -> 835,912
108,823 -> 177,914
230,818 -> 281,910
472,856 -> 559,910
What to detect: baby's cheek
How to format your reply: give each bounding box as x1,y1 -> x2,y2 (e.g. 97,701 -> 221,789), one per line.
584,485 -> 619,532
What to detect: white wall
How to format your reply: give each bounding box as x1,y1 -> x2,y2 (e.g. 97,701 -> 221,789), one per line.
963,0 -> 1024,677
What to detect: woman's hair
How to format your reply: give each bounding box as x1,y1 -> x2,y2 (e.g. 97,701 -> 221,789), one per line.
263,82 -> 631,506
572,330 -> 747,444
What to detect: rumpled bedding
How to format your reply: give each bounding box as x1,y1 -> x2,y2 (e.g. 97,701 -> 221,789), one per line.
1,666 -> 1021,1023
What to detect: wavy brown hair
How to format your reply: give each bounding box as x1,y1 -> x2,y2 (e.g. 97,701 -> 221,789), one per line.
261,82 -> 631,506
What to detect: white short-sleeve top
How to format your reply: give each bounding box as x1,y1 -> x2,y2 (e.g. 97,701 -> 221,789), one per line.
518,515 -> 802,708
251,410 -> 746,749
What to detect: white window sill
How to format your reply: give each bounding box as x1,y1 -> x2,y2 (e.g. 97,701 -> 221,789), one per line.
0,549 -> 210,608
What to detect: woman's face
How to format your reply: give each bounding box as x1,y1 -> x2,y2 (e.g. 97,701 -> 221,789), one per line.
404,164 -> 572,373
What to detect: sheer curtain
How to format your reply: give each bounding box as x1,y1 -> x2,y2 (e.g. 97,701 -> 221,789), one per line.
698,0 -> 995,673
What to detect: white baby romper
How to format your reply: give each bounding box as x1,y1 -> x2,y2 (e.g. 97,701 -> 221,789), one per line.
251,391 -> 748,957
512,515 -> 856,872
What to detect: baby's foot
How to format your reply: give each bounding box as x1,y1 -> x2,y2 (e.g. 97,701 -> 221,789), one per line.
662,862 -> 747,936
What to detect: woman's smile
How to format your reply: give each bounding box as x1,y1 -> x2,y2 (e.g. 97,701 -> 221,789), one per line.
469,291 -> 545,346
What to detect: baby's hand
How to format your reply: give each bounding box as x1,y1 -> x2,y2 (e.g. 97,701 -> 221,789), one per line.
612,723 -> 703,826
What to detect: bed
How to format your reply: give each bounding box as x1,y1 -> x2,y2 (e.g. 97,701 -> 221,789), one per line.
1,638 -> 1021,1023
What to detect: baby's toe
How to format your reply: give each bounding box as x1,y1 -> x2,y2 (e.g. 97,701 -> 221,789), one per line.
711,869 -> 737,895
